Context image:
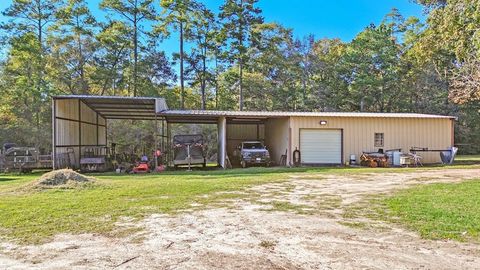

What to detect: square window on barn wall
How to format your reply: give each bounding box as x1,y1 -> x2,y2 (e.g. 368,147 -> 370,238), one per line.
374,133 -> 384,147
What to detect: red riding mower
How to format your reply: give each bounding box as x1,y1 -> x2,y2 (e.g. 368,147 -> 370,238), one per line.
132,155 -> 150,173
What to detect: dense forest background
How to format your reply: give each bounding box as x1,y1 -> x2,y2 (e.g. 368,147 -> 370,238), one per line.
0,0 -> 479,154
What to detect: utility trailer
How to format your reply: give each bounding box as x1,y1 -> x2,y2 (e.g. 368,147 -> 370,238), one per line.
172,134 -> 206,169
0,143 -> 52,173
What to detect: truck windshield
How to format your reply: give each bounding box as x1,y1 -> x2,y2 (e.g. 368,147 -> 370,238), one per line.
243,143 -> 264,149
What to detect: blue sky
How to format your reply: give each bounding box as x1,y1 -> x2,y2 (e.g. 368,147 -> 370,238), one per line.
251,0 -> 425,40
0,0 -> 425,58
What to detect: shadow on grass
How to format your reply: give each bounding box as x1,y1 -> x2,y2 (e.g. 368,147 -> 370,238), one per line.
5,157 -> 478,180
89,162 -> 480,179
453,156 -> 480,166
89,166 -> 339,178
0,177 -> 18,182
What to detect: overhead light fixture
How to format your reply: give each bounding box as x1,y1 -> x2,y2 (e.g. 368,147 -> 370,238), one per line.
319,120 -> 328,125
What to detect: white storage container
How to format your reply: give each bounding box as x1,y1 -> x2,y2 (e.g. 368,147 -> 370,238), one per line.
393,152 -> 402,166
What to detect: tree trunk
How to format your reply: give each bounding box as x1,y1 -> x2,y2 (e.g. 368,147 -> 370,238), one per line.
239,59 -> 243,111
180,21 -> 185,109
201,50 -> 207,110
214,52 -> 219,109
133,4 -> 138,97
79,39 -> 86,94
238,0 -> 245,111
36,15 -> 42,129
302,54 -> 308,103
77,15 -> 86,94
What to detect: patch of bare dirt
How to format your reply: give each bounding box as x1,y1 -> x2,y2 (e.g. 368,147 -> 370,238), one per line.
1,168 -> 480,269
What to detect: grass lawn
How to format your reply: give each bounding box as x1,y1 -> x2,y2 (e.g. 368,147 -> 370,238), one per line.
0,161 -> 478,244
380,180 -> 480,242
454,155 -> 480,165
0,166 -> 356,244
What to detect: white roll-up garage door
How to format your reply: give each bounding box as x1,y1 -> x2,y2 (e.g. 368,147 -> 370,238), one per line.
300,129 -> 342,164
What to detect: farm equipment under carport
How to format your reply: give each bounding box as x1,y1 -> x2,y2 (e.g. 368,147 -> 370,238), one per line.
0,143 -> 52,172
80,146 -> 108,172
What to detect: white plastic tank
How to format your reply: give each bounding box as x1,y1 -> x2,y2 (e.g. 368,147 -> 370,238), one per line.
393,152 -> 402,166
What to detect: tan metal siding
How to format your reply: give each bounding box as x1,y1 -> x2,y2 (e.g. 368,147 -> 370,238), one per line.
80,102 -> 97,123
81,123 -> 97,145
265,118 -> 289,165
290,117 -> 452,164
227,124 -> 264,140
56,99 -> 79,120
226,124 -> 265,156
98,116 -> 106,125
98,126 -> 106,145
55,119 -> 79,146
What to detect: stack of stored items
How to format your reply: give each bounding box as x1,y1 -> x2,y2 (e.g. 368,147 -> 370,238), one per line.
360,153 -> 389,168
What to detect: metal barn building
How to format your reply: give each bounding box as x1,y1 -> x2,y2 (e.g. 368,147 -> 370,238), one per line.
52,95 -> 455,169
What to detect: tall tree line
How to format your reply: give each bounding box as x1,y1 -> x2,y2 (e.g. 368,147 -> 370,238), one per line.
0,0 -> 479,153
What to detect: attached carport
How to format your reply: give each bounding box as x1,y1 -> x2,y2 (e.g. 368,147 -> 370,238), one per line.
159,110 -> 291,168
53,96 -> 291,169
52,95 -> 168,169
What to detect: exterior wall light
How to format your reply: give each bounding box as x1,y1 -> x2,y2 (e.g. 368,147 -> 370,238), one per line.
320,120 -> 327,125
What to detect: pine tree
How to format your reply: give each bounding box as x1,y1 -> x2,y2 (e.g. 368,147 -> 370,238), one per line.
156,0 -> 201,109
219,0 -> 263,111
185,4 -> 219,110
1,0 -> 60,127
100,0 -> 156,96
50,0 -> 98,94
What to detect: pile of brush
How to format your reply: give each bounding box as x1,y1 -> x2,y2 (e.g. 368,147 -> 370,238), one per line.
28,169 -> 97,190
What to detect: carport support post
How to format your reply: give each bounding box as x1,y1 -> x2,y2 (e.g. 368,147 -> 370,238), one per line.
154,114 -> 158,168
167,122 -> 171,167
218,116 -> 227,168
52,98 -> 56,170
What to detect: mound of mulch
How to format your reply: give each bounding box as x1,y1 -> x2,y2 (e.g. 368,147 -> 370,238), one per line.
30,169 -> 97,189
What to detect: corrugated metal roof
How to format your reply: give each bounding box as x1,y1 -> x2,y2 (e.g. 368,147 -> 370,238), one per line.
159,110 -> 456,119
53,95 -> 167,120
53,95 -> 455,120
54,95 -> 160,101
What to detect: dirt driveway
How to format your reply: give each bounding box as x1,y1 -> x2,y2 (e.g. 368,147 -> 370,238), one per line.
1,168 -> 480,270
